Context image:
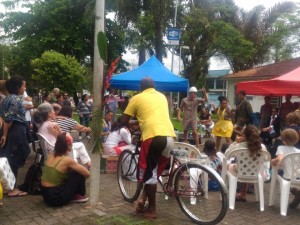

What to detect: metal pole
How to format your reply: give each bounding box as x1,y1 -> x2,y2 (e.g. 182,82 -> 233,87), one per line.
89,0 -> 105,206
170,0 -> 179,114
171,0 -> 178,73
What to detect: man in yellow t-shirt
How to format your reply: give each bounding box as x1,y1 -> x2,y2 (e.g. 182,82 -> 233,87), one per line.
114,77 -> 175,219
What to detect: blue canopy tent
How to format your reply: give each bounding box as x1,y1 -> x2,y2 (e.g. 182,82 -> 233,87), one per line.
110,55 -> 189,92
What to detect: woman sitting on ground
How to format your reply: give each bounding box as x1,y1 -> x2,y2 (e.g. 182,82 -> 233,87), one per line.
32,103 -> 91,168
103,120 -> 139,157
41,133 -> 90,207
225,124 -> 269,202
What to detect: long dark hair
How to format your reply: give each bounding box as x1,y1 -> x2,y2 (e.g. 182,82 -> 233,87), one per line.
54,132 -> 68,157
243,125 -> 262,160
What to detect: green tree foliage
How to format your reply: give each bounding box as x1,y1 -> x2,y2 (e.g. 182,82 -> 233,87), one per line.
0,44 -> 11,80
178,0 -> 300,87
31,50 -> 86,94
0,0 -> 127,82
227,2 -> 300,71
179,0 -> 254,86
114,0 -> 173,63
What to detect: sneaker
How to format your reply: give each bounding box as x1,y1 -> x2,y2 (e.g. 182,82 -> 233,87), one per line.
70,194 -> 89,203
78,136 -> 82,140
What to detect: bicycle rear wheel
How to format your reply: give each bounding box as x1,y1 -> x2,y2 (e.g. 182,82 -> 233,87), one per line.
174,163 -> 228,225
117,150 -> 142,202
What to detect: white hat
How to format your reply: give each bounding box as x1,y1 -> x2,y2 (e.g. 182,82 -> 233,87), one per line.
189,87 -> 197,92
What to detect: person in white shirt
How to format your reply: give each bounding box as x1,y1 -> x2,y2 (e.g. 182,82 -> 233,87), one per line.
271,128 -> 300,178
271,128 -> 300,209
103,124 -> 133,157
22,91 -> 34,125
33,103 -> 91,168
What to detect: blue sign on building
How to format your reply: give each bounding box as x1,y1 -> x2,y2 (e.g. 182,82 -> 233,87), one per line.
167,27 -> 181,45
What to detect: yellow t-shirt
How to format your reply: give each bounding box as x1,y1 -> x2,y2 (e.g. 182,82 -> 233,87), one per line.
124,88 -> 176,141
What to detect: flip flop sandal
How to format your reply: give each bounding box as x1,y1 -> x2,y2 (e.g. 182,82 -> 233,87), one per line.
7,191 -> 28,197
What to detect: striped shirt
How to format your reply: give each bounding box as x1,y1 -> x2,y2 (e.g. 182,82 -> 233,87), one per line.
77,101 -> 91,116
53,117 -> 77,132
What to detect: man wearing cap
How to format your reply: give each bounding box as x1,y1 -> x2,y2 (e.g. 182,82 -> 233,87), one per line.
177,86 -> 208,149
113,77 -> 176,219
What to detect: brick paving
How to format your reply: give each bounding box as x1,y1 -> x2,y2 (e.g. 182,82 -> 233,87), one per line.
1,141 -> 300,225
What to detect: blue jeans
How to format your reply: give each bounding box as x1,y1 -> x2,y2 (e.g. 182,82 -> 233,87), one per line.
79,115 -> 90,136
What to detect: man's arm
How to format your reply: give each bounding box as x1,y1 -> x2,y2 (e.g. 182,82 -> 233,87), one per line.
177,99 -> 184,121
177,108 -> 182,121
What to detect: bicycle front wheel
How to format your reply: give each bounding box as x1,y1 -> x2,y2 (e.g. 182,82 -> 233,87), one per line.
117,150 -> 142,202
174,163 -> 228,225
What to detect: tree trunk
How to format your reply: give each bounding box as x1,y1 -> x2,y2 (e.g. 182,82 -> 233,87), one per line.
154,22 -> 163,62
89,0 -> 105,206
138,48 -> 146,66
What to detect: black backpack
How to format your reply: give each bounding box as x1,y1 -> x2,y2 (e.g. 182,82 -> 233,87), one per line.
19,143 -> 44,195
19,164 -> 42,195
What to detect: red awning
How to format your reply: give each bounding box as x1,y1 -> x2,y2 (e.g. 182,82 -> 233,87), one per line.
236,66 -> 300,96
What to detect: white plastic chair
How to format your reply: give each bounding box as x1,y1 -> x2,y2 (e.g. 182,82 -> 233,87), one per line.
172,142 -> 201,159
36,132 -> 77,162
221,148 -> 271,211
269,152 -> 300,216
172,142 -> 208,204
36,133 -> 54,160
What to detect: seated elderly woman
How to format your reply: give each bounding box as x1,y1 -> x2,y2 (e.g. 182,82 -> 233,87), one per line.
41,132 -> 90,206
32,103 -> 91,168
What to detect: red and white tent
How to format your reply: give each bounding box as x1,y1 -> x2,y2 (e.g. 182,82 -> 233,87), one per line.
236,66 -> 300,96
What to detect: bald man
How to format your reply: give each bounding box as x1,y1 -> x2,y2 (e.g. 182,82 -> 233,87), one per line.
113,77 -> 175,219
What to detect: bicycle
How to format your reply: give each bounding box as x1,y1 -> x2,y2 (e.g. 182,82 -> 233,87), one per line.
117,140 -> 228,225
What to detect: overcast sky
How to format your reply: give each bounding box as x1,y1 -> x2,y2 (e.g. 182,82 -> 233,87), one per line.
1,1 -> 299,71
234,0 -> 300,11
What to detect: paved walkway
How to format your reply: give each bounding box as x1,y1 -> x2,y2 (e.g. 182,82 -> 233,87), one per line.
1,140 -> 300,225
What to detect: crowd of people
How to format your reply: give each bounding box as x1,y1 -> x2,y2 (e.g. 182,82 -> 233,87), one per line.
177,87 -> 300,211
0,75 -> 300,218
0,77 -> 92,206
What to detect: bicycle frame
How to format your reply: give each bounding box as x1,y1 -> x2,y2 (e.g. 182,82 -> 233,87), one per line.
118,141 -> 228,224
